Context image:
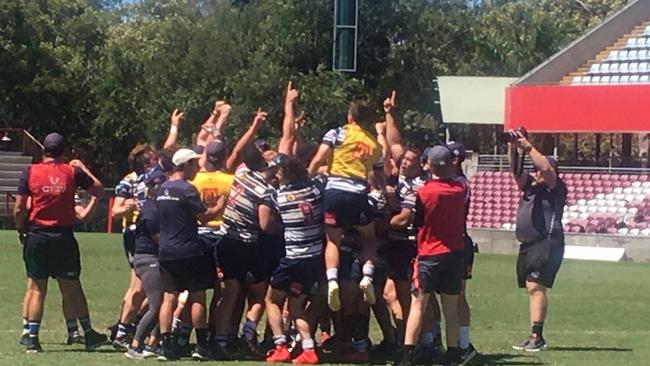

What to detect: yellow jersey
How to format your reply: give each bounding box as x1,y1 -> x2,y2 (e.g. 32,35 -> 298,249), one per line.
323,122 -> 381,193
190,170 -> 235,228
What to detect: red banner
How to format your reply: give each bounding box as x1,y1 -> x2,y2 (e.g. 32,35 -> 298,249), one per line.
505,84 -> 650,132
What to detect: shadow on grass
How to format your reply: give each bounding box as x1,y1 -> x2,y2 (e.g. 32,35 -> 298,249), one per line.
549,346 -> 633,352
471,353 -> 544,365
46,348 -> 121,354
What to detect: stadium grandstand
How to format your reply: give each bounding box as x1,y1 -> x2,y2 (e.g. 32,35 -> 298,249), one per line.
437,0 -> 650,260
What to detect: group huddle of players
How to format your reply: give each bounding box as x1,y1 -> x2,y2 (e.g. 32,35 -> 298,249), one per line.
21,84 -> 479,366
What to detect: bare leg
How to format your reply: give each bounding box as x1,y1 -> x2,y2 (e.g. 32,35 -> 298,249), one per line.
440,293 -> 460,348
403,290 -> 430,346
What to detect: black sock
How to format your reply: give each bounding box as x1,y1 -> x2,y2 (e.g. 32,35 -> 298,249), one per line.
79,317 -> 93,333
196,328 -> 210,348
402,344 -> 416,360
532,322 -> 544,338
66,319 -> 79,336
161,332 -> 172,348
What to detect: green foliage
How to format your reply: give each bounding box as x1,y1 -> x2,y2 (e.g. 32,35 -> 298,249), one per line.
0,0 -> 627,181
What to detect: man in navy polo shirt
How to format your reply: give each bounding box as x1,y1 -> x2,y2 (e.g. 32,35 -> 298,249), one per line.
155,148 -> 224,361
15,133 -> 107,353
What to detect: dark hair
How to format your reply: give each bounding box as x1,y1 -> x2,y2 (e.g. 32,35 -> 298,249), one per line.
283,158 -> 308,184
128,143 -> 156,174
396,146 -> 421,167
241,143 -> 267,171
348,96 -> 374,127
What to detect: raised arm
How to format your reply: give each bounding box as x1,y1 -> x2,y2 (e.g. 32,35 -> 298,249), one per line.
69,159 -> 104,198
515,134 -> 557,189
197,101 -> 231,147
163,109 -> 184,150
75,196 -> 98,221
383,90 -> 404,160
224,108 -> 268,172
279,81 -> 299,156
292,111 -> 306,156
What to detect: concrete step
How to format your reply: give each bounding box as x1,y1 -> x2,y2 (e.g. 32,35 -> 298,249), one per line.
0,171 -> 22,179
0,163 -> 29,172
0,178 -> 18,187
0,156 -> 31,164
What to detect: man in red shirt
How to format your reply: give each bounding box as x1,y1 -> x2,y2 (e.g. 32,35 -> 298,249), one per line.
400,145 -> 466,366
14,133 -> 107,353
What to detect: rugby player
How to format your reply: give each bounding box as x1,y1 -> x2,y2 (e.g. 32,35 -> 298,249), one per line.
263,82 -> 324,364
307,96 -> 383,312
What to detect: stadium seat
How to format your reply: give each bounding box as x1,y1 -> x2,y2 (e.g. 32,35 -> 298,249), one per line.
639,62 -> 649,73
628,51 -> 639,62
618,228 -> 629,235
607,50 -> 619,61
618,51 -> 629,61
620,75 -> 630,83
639,50 -> 648,61
619,63 -> 630,73
589,64 -> 600,74
630,75 -> 640,83
641,75 -> 650,83
645,26 -> 650,36
638,38 -> 647,48
572,76 -> 583,85
626,38 -> 637,48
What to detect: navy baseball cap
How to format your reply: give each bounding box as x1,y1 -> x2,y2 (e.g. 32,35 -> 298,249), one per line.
204,140 -> 228,171
145,169 -> 167,187
427,145 -> 452,166
192,144 -> 205,154
43,133 -> 65,156
447,141 -> 466,161
421,147 -> 432,163
254,139 -> 271,152
531,156 -> 559,173
268,152 -> 289,168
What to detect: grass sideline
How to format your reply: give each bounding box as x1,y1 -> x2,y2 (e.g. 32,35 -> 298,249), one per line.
0,230 -> 648,365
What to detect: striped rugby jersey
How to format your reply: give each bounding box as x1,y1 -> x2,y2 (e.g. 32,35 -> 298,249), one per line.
219,170 -> 274,243
268,176 -> 326,259
115,171 -> 147,226
388,174 -> 429,242
322,123 -> 381,194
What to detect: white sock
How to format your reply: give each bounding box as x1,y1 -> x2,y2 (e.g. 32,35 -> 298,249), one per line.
459,326 -> 470,349
302,338 -> 315,350
326,268 -> 338,282
362,263 -> 375,277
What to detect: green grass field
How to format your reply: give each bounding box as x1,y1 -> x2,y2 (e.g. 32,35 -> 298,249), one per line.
0,231 -> 648,365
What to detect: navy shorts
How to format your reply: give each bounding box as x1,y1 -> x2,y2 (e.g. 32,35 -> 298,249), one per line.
386,240 -> 417,282
270,256 -> 324,296
323,189 -> 374,228
23,230 -> 81,280
462,234 -> 476,280
517,238 -> 564,289
216,235 -> 283,283
159,255 -> 214,293
412,252 -> 464,295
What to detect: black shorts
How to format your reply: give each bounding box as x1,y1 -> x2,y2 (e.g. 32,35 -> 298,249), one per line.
123,227 -> 136,269
216,236 -> 282,283
462,234 -> 476,280
517,238 -> 564,289
386,240 -> 417,282
323,189 -> 374,228
159,255 -> 214,292
270,256 -> 324,296
23,230 -> 81,280
412,252 -> 464,295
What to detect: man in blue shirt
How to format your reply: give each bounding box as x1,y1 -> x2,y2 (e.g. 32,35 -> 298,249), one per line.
155,148 -> 224,361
